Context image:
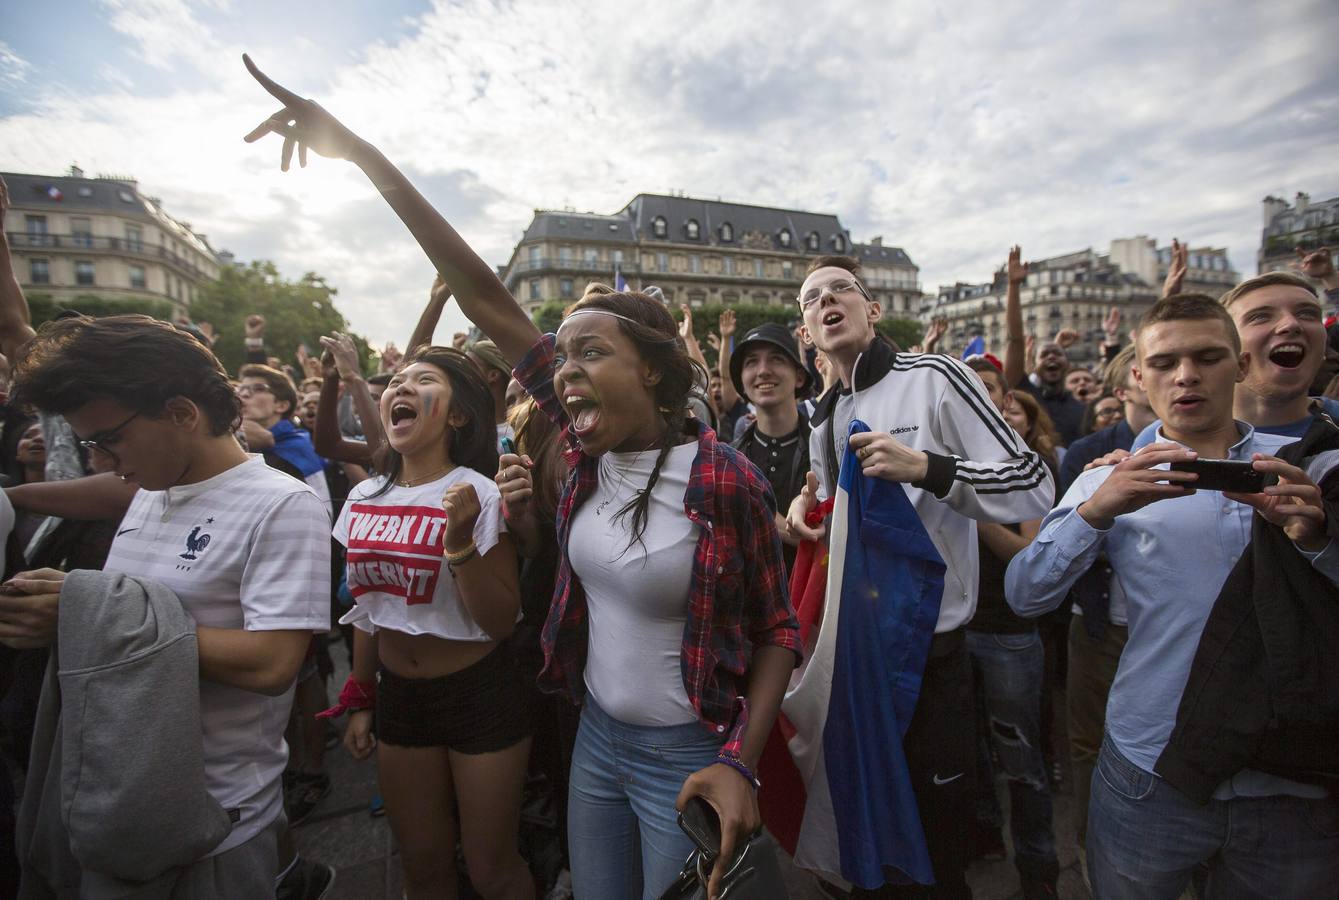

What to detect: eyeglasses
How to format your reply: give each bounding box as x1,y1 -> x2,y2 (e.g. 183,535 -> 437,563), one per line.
235,383 -> 273,397
75,410 -> 141,458
797,278 -> 867,310
1094,407 -> 1124,421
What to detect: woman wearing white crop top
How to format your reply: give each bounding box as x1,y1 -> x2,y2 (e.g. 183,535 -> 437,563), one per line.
327,345 -> 532,900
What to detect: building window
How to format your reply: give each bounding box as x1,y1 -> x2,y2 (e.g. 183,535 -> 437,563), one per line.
613,249 -> 624,266
559,246 -> 572,263
71,217 -> 93,248
528,245 -> 541,264
583,247 -> 598,264
125,224 -> 143,252
560,277 -> 574,298
778,228 -> 792,248
806,231 -> 820,252
782,261 -> 794,280
719,222 -> 734,242
25,215 -> 48,246
724,256 -> 735,276
653,216 -> 668,238
129,264 -> 146,289
690,255 -> 701,274
754,259 -> 764,278
76,260 -> 95,286
117,189 -> 135,204
832,234 -> 846,252
657,252 -> 668,272
529,278 -> 540,300
30,259 -> 50,284
685,219 -> 700,240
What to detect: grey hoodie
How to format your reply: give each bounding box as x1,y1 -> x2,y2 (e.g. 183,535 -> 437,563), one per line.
17,570 -> 231,899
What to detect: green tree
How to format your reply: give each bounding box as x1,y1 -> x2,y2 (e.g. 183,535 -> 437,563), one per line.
532,300 -> 567,335
190,261 -> 371,374
877,317 -> 924,350
26,293 -> 176,325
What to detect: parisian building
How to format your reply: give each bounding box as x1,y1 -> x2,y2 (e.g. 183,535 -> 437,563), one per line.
498,193 -> 922,322
929,237 -> 1238,368
1259,192 -> 1339,274
3,167 -> 222,320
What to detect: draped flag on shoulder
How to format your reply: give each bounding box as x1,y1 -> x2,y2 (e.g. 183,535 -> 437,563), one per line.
757,419 -> 945,891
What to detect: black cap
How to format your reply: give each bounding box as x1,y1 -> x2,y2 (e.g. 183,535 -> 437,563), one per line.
729,322 -> 813,400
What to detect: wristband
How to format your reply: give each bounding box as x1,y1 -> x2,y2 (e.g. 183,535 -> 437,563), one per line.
715,755 -> 761,790
316,675 -> 375,719
445,541 -> 477,566
244,337 -> 264,349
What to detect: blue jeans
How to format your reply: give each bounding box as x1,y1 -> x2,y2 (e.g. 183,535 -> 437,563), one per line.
966,629 -> 1058,885
567,698 -> 722,900
1088,733 -> 1339,899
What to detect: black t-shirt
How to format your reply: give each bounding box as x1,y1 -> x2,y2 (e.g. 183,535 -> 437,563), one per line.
742,425 -> 804,514
968,524 -> 1036,635
1016,376 -> 1086,447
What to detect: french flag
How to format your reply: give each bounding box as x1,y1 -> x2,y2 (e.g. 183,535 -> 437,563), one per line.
614,265 -> 629,293
758,419 -> 944,891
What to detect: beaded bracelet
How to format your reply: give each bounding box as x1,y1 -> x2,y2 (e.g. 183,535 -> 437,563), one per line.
715,754 -> 762,790
445,541 -> 478,566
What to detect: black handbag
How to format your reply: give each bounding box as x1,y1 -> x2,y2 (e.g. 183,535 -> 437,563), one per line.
656,797 -> 788,900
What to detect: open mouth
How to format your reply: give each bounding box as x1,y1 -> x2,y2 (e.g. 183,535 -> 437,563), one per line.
1172,395 -> 1206,411
390,402 -> 418,426
565,394 -> 602,437
1268,343 -> 1306,369
821,310 -> 845,328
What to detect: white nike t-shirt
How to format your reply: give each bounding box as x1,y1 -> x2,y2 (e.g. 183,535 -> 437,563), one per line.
103,455 -> 331,855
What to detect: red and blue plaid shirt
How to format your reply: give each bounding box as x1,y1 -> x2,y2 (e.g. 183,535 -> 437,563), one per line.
515,333 -> 801,757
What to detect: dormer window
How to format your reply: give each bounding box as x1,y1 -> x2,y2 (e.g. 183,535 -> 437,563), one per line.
719,222 -> 733,242
685,219 -> 700,240
653,216 -> 668,238
778,228 -> 792,248
832,234 -> 845,253
806,231 -> 820,252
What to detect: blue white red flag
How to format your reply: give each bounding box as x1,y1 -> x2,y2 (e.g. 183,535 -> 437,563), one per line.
961,335 -> 985,359
614,266 -> 628,293
759,419 -> 944,891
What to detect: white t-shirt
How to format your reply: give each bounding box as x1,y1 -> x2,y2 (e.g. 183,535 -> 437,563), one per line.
570,442 -> 699,726
333,467 -> 511,640
102,455 -> 331,855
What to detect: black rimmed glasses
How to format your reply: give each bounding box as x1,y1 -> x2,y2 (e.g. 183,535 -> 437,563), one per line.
75,409 -> 141,458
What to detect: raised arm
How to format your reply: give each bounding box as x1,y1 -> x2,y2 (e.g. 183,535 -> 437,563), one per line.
6,472 -> 137,520
406,275 -> 453,356
319,333 -> 384,459
1162,238 -> 1188,299
1003,245 -> 1027,387
0,178 -> 37,363
242,55 -> 539,365
716,308 -> 740,411
313,369 -> 373,467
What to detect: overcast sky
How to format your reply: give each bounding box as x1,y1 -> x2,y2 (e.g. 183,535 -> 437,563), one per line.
3,0 -> 1337,347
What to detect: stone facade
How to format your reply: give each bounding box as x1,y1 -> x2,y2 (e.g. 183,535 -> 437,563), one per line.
1258,192 -> 1339,275
3,167 -> 222,320
499,193 -> 921,322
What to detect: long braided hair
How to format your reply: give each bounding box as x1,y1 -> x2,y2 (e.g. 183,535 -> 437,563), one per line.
573,284 -> 705,554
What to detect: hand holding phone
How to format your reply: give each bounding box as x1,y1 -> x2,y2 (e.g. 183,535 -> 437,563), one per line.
1170,459 -> 1276,493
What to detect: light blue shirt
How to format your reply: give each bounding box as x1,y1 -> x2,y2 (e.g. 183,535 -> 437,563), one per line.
1005,422 -> 1339,798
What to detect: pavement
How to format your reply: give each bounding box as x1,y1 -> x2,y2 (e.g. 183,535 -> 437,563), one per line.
294,646 -> 1093,900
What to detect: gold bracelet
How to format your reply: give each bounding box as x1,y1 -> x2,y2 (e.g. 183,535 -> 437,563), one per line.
444,541 -> 477,566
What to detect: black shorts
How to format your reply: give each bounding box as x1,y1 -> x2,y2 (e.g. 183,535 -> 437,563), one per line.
376,644 -> 533,753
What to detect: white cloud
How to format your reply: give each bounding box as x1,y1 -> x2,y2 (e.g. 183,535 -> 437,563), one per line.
2,0 -> 1338,347
0,41 -> 32,87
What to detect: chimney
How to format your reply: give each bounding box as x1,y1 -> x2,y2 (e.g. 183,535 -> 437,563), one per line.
869,235 -> 883,246
1295,192 -> 1311,215
1262,195 -> 1289,229
68,164 -> 84,178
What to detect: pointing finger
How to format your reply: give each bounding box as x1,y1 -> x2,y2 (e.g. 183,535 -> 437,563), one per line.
281,135 -> 295,172
243,53 -> 304,107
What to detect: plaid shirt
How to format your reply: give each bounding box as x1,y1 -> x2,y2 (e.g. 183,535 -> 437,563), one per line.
515,333 -> 801,757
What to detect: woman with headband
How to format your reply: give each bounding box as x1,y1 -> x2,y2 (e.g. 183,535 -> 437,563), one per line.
242,56 -> 800,900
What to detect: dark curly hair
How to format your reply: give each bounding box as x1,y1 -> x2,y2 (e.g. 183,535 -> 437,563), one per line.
11,314 -> 240,434
368,345 -> 498,495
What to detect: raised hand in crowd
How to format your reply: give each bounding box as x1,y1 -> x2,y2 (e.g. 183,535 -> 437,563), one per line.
319,332 -> 363,383
1003,245 -> 1027,386
678,304 -> 709,372
378,342 -> 402,373
296,344 -> 323,380
452,332 -> 468,350
1053,328 -> 1080,350
406,274 -> 453,355
1102,307 -> 1122,347
1162,237 -> 1188,298
922,316 -> 948,353
1076,443 -> 1198,529
1024,334 -> 1036,374
714,307 -> 741,414
245,314 -> 265,340
1294,245 -> 1339,291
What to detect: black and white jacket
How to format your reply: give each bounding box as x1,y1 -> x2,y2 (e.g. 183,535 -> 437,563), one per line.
810,339 -> 1055,633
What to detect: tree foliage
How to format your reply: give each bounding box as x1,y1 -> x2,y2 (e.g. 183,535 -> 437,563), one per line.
190,261 -> 370,374
26,293 -> 176,325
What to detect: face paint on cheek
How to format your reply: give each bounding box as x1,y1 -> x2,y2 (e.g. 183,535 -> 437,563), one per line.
424,394 -> 437,419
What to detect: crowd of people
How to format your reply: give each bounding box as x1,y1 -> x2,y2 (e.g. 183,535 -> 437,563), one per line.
0,54 -> 1337,900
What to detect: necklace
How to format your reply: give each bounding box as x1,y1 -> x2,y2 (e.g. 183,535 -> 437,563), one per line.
595,438 -> 661,516
396,465 -> 452,487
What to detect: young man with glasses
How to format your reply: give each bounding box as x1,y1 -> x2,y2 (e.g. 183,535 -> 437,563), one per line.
0,315 -> 331,897
237,364 -> 332,515
786,256 -> 1054,897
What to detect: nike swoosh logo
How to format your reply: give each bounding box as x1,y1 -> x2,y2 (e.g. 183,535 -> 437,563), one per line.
932,773 -> 964,786
116,527 -> 139,537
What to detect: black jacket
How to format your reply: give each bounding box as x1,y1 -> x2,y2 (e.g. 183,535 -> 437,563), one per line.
1155,414 -> 1339,802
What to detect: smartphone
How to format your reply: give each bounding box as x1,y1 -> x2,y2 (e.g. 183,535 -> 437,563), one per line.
677,796 -> 722,860
1170,459 -> 1274,493
499,436 -> 517,456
